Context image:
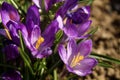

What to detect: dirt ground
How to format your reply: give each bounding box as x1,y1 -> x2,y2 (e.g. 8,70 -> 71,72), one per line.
82,0 -> 120,80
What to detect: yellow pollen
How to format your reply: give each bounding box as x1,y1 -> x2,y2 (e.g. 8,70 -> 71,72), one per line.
5,29 -> 12,40
63,18 -> 72,24
70,53 -> 84,67
35,37 -> 44,49
63,18 -> 67,24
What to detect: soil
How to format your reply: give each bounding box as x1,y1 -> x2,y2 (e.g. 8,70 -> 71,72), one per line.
82,0 -> 120,80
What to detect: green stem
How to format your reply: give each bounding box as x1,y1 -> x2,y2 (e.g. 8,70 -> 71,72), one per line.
10,0 -> 26,16
10,0 -> 18,8
18,47 -> 34,75
54,69 -> 58,80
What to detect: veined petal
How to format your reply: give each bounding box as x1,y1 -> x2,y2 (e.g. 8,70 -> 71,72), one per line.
67,39 -> 77,61
1,2 -> 20,26
78,39 -> 92,57
56,15 -> 63,29
58,44 -> 67,64
32,47 -> 52,58
64,23 -> 79,38
70,57 -> 97,76
30,25 -> 41,45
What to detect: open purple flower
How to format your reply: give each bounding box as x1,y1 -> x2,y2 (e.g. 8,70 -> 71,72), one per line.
1,70 -> 22,80
32,0 -> 63,11
58,39 -> 97,76
0,2 -> 21,60
21,5 -> 61,58
0,2 -> 20,26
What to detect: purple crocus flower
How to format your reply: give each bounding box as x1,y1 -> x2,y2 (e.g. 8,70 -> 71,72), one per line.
0,2 -> 20,45
57,16 -> 92,39
3,44 -> 19,61
0,2 -> 20,26
58,39 -> 97,76
21,5 -> 61,58
32,0 -> 63,11
0,2 -> 20,60
63,20 -> 92,39
1,70 -> 22,80
67,6 -> 90,24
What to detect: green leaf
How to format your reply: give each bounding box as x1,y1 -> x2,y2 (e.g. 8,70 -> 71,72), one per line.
97,62 -> 113,68
88,26 -> 98,35
79,0 -> 94,5
54,30 -> 63,44
18,47 -> 34,75
90,52 -> 120,65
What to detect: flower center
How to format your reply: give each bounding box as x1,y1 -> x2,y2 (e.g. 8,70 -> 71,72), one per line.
35,37 -> 44,49
70,53 -> 84,67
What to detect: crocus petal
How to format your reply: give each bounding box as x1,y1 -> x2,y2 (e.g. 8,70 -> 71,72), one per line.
3,44 -> 19,61
32,0 -> 41,8
0,29 -> 8,38
2,70 -> 22,80
6,21 -> 20,45
56,15 -> 63,29
26,5 -> 40,27
20,23 -> 36,51
78,39 -> 92,57
63,23 -> 79,38
67,39 -> 77,61
32,47 -> 52,58
67,6 -> 90,24
78,20 -> 92,36
1,2 -> 20,26
41,18 -> 59,47
30,25 -> 41,45
58,44 -> 67,64
56,0 -> 78,17
68,57 -> 97,76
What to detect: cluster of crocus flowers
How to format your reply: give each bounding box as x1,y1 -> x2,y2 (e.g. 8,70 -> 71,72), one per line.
56,0 -> 97,76
0,0 -> 97,78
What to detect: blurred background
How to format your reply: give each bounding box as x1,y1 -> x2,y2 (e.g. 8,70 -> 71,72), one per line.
85,0 -> 120,80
